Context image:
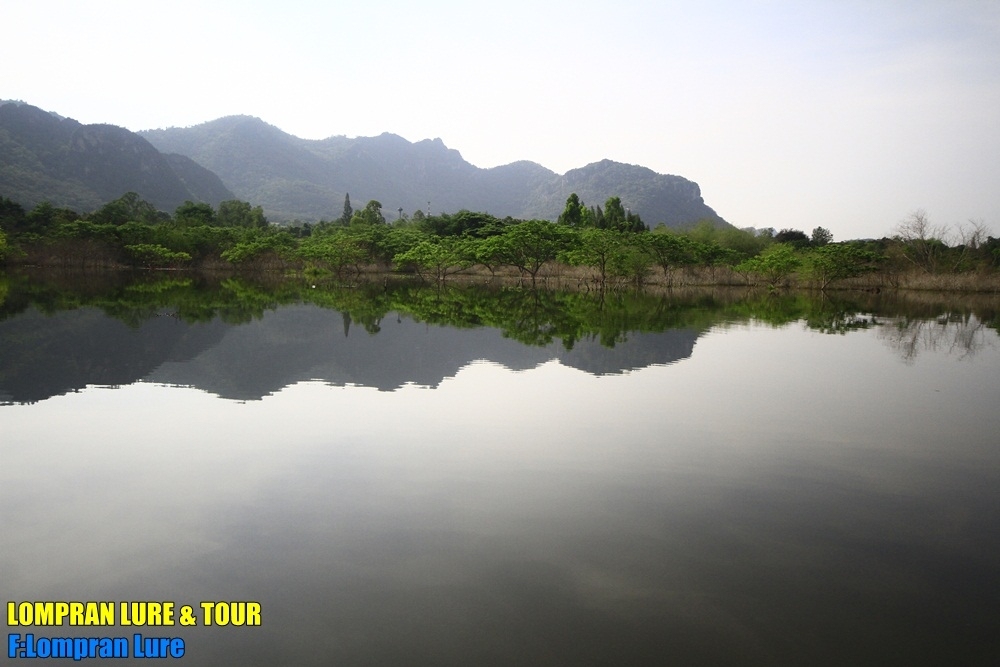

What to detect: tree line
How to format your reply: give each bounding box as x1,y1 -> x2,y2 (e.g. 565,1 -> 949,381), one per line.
1,192 -> 997,290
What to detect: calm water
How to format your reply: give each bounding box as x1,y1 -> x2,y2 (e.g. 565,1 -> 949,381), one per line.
2,275 -> 999,665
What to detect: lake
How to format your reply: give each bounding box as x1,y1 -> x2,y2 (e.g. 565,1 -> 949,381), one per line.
2,273 -> 999,665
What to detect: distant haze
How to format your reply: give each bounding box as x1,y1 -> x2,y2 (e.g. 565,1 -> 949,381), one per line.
2,0 -> 998,241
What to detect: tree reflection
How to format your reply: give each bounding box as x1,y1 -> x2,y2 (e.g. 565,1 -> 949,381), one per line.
878,313 -> 993,363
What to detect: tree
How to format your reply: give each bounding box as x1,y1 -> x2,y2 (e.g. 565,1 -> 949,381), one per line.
351,200 -> 385,226
174,201 -> 215,227
220,230 -> 295,267
124,243 -> 192,268
561,228 -> 624,284
557,193 -> 585,227
419,210 -> 502,237
393,237 -> 473,283
0,196 -> 26,233
893,209 -> 948,273
340,193 -> 353,226
298,233 -> 368,278
0,227 -> 7,261
468,235 -> 510,277
217,200 -> 267,228
90,192 -> 160,226
624,208 -> 646,233
24,202 -> 80,235
603,196 -> 626,231
642,232 -> 699,284
735,243 -> 801,287
500,220 -> 575,285
592,205 -> 605,229
811,226 -> 833,246
803,242 -> 882,289
774,228 -> 811,248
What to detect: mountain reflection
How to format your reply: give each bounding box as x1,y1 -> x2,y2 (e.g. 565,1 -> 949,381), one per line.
1,270 -> 997,404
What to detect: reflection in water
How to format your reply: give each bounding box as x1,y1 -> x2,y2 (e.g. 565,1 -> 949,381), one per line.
877,312 -> 994,362
2,271 -> 1000,665
1,270 -> 997,402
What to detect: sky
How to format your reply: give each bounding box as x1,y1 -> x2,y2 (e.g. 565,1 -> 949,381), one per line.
3,0 -> 999,240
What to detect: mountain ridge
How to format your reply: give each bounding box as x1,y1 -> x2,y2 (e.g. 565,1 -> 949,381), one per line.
0,101 -> 234,212
1,101 -> 728,228
141,115 -> 728,227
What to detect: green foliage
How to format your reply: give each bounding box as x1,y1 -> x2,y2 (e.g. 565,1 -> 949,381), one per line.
803,242 -> 884,289
20,202 -> 81,235
684,220 -> 768,261
500,220 -> 576,282
216,200 -> 267,228
602,196 -> 626,230
51,219 -> 117,243
220,230 -> 295,265
811,226 -> 833,246
774,228 -> 811,248
557,193 -> 585,227
419,210 -> 505,237
174,201 -> 216,227
340,193 -> 353,226
0,196 -> 27,233
560,228 -> 626,283
124,243 -> 192,268
610,242 -> 653,284
351,200 -> 385,226
735,243 -> 801,287
642,231 -> 701,281
89,192 -> 160,226
393,237 -> 473,282
467,235 -> 511,276
0,227 -> 7,261
297,233 -> 369,277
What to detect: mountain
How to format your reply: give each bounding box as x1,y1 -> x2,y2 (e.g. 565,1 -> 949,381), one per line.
1,101 -> 728,227
0,101 -> 234,213
142,115 -> 729,228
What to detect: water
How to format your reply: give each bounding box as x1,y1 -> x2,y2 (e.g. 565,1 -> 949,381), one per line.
2,276 -> 999,665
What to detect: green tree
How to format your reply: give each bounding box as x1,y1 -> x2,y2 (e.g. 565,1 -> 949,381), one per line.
557,193 -> 585,227
642,232 -> 699,284
468,235 -> 511,277
217,200 -> 267,228
774,228 -> 811,248
735,243 -> 801,287
23,202 -> 80,235
561,228 -> 624,284
501,220 -> 575,285
603,196 -> 626,231
298,233 -> 368,278
624,208 -> 646,233
811,226 -> 833,246
220,230 -> 295,266
0,196 -> 26,233
90,192 -> 160,226
124,243 -> 192,268
394,237 -> 473,283
351,200 -> 385,226
803,243 -> 883,289
420,210 -> 503,237
340,193 -> 353,226
174,201 -> 216,227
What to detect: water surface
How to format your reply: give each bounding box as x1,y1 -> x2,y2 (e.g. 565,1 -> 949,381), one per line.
2,276 -> 999,665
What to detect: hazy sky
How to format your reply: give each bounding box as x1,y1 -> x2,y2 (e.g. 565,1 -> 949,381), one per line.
3,0 -> 998,239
